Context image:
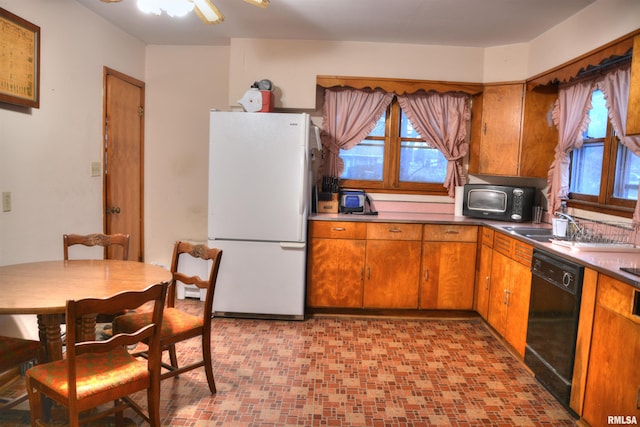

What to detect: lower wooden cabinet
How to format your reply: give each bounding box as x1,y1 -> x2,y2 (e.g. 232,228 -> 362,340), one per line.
475,227 -> 494,319
581,275 -> 640,426
486,232 -> 532,356
306,221 -> 366,308
363,223 -> 422,309
420,225 -> 478,309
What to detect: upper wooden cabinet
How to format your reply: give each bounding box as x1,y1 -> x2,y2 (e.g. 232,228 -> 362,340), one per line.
469,83 -> 558,178
626,35 -> 640,135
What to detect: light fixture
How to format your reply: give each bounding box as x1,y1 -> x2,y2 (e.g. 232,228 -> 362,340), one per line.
243,0 -> 269,8
192,0 -> 224,24
136,0 -> 193,18
101,0 -> 267,24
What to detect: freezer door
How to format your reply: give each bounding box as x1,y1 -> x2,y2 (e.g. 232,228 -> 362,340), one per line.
209,112 -> 309,242
210,240 -> 305,319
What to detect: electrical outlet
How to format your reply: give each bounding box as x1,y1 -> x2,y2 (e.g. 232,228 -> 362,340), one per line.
2,192 -> 11,212
91,161 -> 102,177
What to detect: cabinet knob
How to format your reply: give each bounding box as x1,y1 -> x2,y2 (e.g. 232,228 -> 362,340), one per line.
485,275 -> 490,290
332,227 -> 346,231
389,228 -> 402,233
424,268 -> 429,281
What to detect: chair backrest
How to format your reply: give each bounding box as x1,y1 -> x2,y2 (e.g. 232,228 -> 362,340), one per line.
167,241 -> 223,313
63,233 -> 130,261
64,282 -> 168,402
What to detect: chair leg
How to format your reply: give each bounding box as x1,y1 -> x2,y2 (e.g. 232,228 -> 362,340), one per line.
25,374 -> 42,427
202,333 -> 216,394
168,344 -> 178,369
147,381 -> 161,427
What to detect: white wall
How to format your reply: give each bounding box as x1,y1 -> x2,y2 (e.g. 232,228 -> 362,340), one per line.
143,45 -> 230,266
229,39 -> 485,109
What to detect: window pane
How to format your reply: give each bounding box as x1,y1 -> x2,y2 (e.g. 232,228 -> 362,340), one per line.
340,141 -> 384,180
570,142 -> 603,195
584,90 -> 607,139
613,143 -> 640,200
369,112 -> 386,137
399,142 -> 447,183
400,111 -> 420,138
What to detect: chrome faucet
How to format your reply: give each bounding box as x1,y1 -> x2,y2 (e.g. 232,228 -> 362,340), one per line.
554,212 -> 583,239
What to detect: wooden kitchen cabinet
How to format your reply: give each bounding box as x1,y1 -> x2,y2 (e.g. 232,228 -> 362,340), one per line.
475,227 -> 494,320
420,224 -> 478,310
363,223 -> 422,309
581,275 -> 640,426
469,83 -> 557,178
486,232 -> 533,356
306,221 -> 366,308
627,35 -> 640,135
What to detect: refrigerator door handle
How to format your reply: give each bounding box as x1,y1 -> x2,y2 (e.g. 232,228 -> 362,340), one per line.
280,242 -> 306,249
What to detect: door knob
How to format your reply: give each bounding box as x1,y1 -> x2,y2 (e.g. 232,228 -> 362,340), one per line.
107,207 -> 121,214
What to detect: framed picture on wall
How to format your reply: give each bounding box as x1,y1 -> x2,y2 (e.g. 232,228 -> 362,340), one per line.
0,8 -> 40,108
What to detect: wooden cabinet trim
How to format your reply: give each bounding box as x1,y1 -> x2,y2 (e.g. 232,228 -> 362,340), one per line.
423,224 -> 478,242
367,223 -> 422,240
309,221 -> 367,239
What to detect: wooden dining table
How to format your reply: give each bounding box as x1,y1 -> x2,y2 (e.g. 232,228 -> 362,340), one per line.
0,259 -> 172,362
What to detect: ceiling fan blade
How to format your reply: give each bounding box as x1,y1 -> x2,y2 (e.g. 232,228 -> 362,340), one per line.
192,0 -> 224,24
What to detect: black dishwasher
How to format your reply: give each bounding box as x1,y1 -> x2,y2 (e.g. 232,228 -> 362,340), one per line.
524,249 -> 584,416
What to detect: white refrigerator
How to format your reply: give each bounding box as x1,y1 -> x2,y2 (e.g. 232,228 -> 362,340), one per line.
208,111 -> 315,320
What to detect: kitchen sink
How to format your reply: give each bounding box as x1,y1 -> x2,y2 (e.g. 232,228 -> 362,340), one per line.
502,226 -> 554,241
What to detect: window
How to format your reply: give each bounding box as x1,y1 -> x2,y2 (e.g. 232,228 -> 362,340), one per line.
569,89 -> 640,215
339,97 -> 448,194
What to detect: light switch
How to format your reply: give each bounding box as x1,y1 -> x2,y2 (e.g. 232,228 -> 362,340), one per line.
91,161 -> 102,177
2,192 -> 11,212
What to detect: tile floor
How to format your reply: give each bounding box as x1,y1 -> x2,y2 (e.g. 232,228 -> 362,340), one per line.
1,299 -> 577,426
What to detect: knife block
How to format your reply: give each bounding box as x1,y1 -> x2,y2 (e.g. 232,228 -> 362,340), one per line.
317,193 -> 339,213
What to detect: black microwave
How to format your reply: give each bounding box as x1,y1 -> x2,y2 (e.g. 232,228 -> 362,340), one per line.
462,184 -> 535,222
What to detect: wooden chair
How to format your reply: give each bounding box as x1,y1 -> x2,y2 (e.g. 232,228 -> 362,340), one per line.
63,233 -> 130,261
63,233 -> 131,326
25,282 -> 168,427
0,336 -> 43,411
113,241 -> 223,394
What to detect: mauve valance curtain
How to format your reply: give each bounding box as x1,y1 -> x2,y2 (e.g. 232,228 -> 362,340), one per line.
546,80 -> 595,215
597,65 -> 640,223
321,88 -> 393,177
397,91 -> 470,196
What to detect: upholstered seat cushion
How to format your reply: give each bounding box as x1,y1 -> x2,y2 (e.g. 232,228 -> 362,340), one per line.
0,336 -> 41,372
26,347 -> 148,400
113,308 -> 202,338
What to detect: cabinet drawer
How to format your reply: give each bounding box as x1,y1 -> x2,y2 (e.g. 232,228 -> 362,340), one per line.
309,221 -> 367,239
481,227 -> 494,247
512,241 -> 533,266
367,223 -> 422,240
493,232 -> 512,257
423,225 -> 478,242
598,275 -> 640,325
493,232 -> 533,266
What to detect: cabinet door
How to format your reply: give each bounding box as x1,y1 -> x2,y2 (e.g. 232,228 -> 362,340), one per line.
363,240 -> 421,309
477,84 -> 524,176
504,260 -> 531,357
627,35 -> 640,135
487,250 -> 509,335
307,238 -> 365,308
421,241 -> 476,309
582,276 -> 640,425
475,242 -> 493,319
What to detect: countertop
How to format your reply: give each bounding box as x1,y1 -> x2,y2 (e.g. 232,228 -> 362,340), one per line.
309,212 -> 640,289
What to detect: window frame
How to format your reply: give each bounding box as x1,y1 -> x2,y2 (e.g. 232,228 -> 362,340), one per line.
338,97 -> 450,196
568,97 -> 636,218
